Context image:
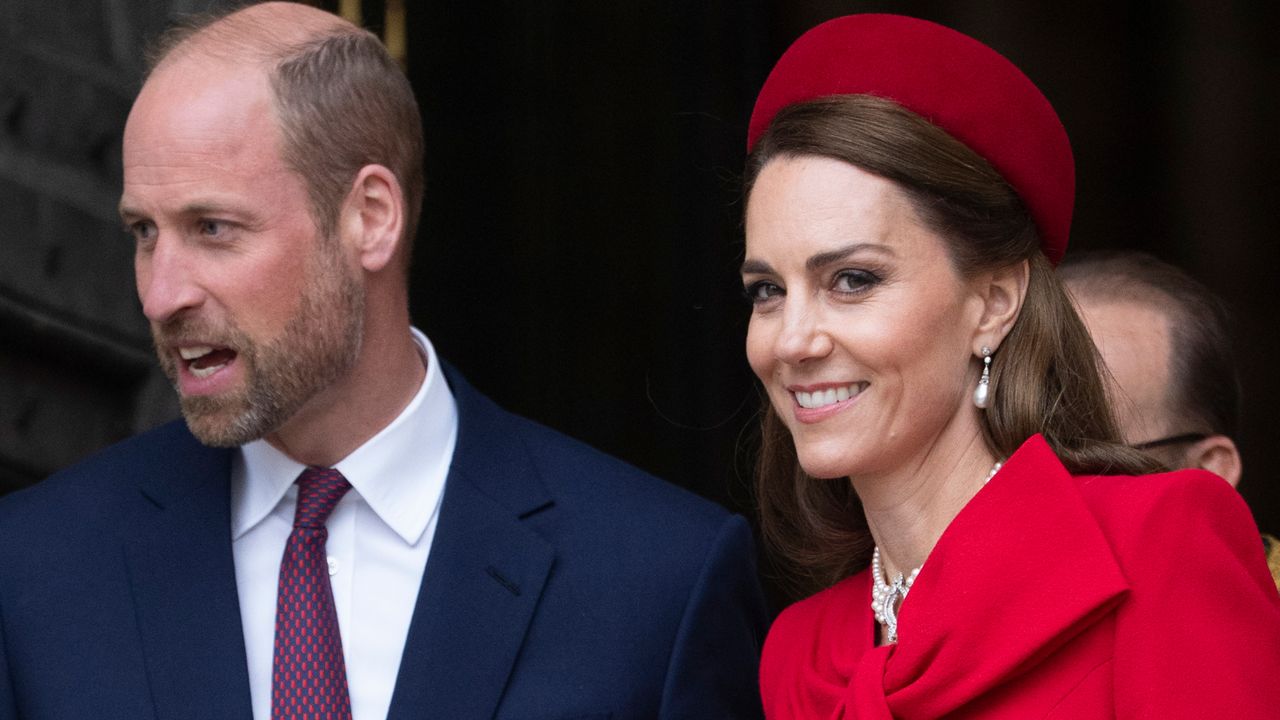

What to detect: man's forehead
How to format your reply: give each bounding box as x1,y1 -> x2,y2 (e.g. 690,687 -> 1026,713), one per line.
121,57 -> 292,217
1078,297 -> 1172,355
1071,295 -> 1179,440
126,56 -> 276,152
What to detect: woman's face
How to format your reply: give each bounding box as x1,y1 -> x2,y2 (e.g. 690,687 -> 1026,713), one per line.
743,155 -> 987,480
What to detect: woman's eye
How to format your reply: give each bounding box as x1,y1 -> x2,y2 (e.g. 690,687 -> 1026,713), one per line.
833,269 -> 879,294
744,280 -> 783,304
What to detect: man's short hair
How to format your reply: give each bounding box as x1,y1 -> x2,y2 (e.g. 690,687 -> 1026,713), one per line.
145,8 -> 424,263
1059,249 -> 1241,438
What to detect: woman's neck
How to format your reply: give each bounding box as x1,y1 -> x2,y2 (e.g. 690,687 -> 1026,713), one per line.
854,430 -> 998,581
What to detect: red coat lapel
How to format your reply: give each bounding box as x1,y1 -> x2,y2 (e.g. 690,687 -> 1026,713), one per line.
881,435 -> 1129,717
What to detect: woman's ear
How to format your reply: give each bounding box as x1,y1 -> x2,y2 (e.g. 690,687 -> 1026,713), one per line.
338,164 -> 405,273
972,259 -> 1030,353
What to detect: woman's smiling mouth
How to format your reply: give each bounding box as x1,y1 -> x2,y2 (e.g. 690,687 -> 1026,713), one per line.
793,382 -> 866,410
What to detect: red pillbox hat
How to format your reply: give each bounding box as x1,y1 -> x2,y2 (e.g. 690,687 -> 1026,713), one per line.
747,14 -> 1074,264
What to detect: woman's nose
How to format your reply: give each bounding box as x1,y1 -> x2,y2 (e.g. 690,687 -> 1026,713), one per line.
774,302 -> 833,365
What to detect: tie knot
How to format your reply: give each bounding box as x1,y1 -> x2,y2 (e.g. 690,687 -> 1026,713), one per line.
293,467 -> 352,529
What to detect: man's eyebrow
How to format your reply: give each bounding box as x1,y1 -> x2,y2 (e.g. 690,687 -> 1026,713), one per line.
117,201 -> 242,223
118,203 -> 144,223
740,242 -> 895,275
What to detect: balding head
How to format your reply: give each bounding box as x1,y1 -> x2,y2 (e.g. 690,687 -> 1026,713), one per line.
148,1 -> 355,76
1061,250 -> 1244,485
139,1 -> 424,260
1060,251 -> 1240,440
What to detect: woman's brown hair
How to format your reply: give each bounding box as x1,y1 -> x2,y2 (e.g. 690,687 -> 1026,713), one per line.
746,95 -> 1160,600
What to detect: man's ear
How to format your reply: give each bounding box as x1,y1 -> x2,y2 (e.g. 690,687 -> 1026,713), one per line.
971,259 -> 1030,353
339,164 -> 404,273
1185,434 -> 1243,488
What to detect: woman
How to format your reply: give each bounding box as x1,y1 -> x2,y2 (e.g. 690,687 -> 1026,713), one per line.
742,15 -> 1280,719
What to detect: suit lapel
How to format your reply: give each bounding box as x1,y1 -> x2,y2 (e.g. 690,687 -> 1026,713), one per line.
388,367 -> 556,720
123,435 -> 253,720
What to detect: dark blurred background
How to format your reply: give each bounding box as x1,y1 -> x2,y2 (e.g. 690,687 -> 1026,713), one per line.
2,0 -> 1276,605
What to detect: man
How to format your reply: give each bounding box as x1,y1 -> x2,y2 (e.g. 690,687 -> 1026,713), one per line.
1061,249 -> 1280,588
0,4 -> 767,719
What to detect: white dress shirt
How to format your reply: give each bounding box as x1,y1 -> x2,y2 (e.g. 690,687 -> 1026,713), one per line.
231,328 -> 458,720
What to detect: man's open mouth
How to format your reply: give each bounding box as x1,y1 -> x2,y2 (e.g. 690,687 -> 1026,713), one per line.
180,345 -> 237,379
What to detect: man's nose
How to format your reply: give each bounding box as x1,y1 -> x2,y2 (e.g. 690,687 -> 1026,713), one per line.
136,236 -> 205,323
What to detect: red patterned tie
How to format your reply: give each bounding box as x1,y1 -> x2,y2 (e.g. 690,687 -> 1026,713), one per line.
271,467 -> 353,720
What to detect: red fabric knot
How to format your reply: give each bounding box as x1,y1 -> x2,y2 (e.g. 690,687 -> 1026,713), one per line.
271,466 -> 353,720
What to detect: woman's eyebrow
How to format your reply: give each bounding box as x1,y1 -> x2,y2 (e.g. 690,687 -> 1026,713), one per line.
742,243 -> 895,275
805,242 -> 894,271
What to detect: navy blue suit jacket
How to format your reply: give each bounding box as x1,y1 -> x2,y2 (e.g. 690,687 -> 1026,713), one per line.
0,366 -> 767,719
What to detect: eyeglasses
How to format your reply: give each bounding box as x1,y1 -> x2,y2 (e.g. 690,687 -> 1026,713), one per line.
1130,432 -> 1209,452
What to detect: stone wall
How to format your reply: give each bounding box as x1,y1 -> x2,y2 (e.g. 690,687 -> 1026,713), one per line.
0,1 -> 221,491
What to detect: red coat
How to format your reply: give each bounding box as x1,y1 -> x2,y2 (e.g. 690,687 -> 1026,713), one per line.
760,435 -> 1280,719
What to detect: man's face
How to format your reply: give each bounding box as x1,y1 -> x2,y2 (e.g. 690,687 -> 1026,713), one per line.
121,55 -> 363,447
1071,293 -> 1177,446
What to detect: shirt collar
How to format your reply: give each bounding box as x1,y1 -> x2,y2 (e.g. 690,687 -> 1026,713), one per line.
231,328 -> 458,545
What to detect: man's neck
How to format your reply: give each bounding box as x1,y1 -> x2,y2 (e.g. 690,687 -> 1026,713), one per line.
266,325 -> 427,467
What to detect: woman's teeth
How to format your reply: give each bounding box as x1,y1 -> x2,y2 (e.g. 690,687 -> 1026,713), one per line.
794,383 -> 863,409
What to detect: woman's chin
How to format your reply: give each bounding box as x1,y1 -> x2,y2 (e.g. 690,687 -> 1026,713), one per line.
796,453 -> 860,481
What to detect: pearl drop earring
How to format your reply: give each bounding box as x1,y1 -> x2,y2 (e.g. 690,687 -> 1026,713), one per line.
973,346 -> 992,409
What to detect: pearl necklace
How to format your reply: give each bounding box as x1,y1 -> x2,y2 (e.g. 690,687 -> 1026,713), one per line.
870,461 -> 1002,644
870,547 -> 915,644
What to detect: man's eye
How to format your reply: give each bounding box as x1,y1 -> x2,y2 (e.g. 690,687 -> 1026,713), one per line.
198,220 -> 225,236
743,280 -> 783,304
129,221 -> 157,245
833,269 -> 880,294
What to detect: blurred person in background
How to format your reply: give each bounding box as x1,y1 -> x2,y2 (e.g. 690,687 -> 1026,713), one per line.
1062,249 -> 1280,588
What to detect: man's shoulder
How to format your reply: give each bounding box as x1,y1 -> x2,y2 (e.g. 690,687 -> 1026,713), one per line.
476,399 -> 732,528
448,369 -> 734,532
0,420 -> 222,535
444,374 -> 760,615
